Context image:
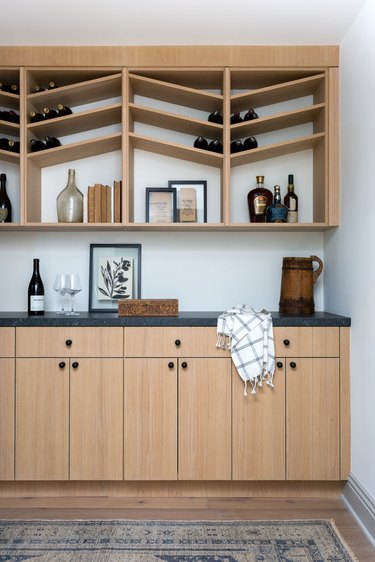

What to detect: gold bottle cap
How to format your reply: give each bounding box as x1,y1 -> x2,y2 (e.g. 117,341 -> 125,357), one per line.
256,175 -> 264,182
57,104 -> 63,110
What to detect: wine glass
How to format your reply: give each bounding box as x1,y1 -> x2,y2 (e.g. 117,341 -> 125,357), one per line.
65,273 -> 82,316
53,273 -> 67,314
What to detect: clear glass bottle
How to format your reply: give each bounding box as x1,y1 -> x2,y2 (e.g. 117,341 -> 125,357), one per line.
56,168 -> 83,223
266,185 -> 288,223
247,175 -> 273,223
284,174 -> 299,223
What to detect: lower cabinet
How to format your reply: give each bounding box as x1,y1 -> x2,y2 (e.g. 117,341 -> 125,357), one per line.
124,356 -> 232,481
0,358 -> 15,481
15,358 -> 123,481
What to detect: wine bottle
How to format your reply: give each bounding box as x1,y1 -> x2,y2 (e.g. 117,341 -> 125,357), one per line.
243,136 -> 258,150
7,140 -> 20,153
230,112 -> 243,124
30,139 -> 46,152
208,139 -> 223,153
193,136 -> 209,150
28,258 -> 45,316
284,174 -> 299,223
57,104 -> 72,116
48,81 -> 58,89
32,84 -> 45,93
0,83 -> 18,94
244,108 -> 259,121
0,137 -> 9,150
45,136 -> 61,149
10,84 -> 19,95
230,139 -> 243,153
208,110 -> 223,124
29,110 -> 45,123
0,173 -> 12,223
43,107 -> 58,119
6,110 -> 20,124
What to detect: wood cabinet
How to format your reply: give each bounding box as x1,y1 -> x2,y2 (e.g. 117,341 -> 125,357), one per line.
0,46 -> 339,231
14,327 -> 123,481
0,328 -> 15,480
124,326 -> 232,481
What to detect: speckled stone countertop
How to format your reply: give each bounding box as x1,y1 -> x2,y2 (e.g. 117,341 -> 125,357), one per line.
0,311 -> 351,327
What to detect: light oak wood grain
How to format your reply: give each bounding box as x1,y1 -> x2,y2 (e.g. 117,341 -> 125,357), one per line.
0,328 -> 15,357
274,326 -> 340,357
0,359 -> 15,480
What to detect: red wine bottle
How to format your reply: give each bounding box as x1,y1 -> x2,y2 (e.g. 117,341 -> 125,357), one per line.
208,140 -> 223,153
6,110 -> 19,124
29,110 -> 45,123
194,136 -> 208,150
0,173 -> 12,223
32,84 -> 45,93
243,136 -> 258,150
30,139 -> 46,152
48,81 -> 59,90
57,104 -> 72,116
7,140 -> 20,153
43,107 -> 58,119
230,139 -> 243,153
230,112 -> 243,124
0,137 -> 9,150
244,108 -> 259,121
45,136 -> 61,149
28,258 -> 44,316
208,110 -> 223,124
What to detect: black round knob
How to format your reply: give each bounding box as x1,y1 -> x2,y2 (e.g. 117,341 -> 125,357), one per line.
72,361 -> 79,369
276,361 -> 283,369
168,362 -> 174,369
181,361 -> 188,369
175,339 -> 181,347
65,339 -> 72,347
290,361 -> 297,369
283,339 -> 290,346
59,361 -> 66,369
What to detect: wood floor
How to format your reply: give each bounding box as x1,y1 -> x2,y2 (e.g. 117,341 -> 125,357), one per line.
0,497 -> 374,561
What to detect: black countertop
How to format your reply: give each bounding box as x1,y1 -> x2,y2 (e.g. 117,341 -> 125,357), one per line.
0,311 -> 351,327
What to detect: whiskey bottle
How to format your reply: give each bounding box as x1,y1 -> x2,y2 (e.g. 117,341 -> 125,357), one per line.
247,175 -> 273,223
284,174 -> 298,223
0,173 -> 12,223
266,185 -> 288,223
193,136 -> 208,150
29,110 -> 45,123
208,110 -> 223,124
244,108 -> 259,121
243,136 -> 258,150
57,104 -> 73,116
230,112 -> 243,124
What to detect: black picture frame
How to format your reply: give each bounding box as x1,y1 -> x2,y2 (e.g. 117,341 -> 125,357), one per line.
168,180 -> 207,223
145,187 -> 177,223
89,243 -> 142,312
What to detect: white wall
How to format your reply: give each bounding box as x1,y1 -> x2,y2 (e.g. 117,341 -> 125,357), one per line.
0,230 -> 324,312
325,0 -> 375,499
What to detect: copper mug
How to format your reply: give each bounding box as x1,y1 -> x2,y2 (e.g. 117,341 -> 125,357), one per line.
279,255 -> 323,314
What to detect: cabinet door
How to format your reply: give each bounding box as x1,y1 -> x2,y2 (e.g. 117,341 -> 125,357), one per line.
0,328 -> 15,357
70,358 -> 123,480
124,358 -> 177,480
179,358 -> 231,480
0,359 -> 15,480
286,358 -> 340,480
232,361 -> 285,480
16,358 -> 69,480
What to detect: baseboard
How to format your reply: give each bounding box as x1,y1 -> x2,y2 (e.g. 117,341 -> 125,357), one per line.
342,474 -> 375,546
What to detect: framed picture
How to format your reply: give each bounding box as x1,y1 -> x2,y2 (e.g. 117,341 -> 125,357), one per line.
89,244 -> 141,312
168,180 -> 207,223
146,187 -> 177,223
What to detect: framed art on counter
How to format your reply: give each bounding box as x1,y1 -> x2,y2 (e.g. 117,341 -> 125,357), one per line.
89,243 -> 142,312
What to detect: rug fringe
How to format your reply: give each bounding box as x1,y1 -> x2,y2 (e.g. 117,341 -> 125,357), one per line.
329,518 -> 360,562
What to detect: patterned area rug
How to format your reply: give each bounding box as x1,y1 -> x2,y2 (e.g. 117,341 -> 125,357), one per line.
0,519 -> 357,561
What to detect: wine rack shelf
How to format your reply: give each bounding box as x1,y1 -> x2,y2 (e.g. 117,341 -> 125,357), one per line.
0,52 -> 339,230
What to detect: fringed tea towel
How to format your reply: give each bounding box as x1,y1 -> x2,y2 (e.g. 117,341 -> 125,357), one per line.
217,305 -> 275,395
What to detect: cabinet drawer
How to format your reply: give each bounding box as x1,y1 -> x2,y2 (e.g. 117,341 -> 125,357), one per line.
0,328 -> 15,357
16,327 -> 123,357
124,327 -> 230,357
274,327 -> 339,357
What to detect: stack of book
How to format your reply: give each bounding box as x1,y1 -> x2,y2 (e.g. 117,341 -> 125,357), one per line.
85,180 -> 122,223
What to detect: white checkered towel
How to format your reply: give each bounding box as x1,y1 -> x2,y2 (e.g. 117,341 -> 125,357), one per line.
217,305 -> 275,395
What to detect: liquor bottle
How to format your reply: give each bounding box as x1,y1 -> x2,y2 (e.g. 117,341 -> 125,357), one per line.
31,84 -> 45,93
230,112 -> 243,124
243,136 -> 258,150
247,176 -> 273,223
230,139 -> 243,153
0,173 -> 12,223
43,107 -> 58,119
28,258 -> 45,316
193,136 -> 208,150
45,136 -> 61,149
56,168 -> 84,223
208,139 -> 223,153
57,104 -> 73,116
29,110 -> 45,123
284,174 -> 298,223
30,139 -> 46,152
208,110 -> 223,124
244,108 -> 259,121
266,185 -> 288,223
48,81 -> 58,89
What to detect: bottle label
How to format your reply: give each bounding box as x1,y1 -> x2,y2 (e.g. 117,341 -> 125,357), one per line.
0,208 -> 8,222
289,199 -> 297,211
287,211 -> 298,223
253,195 -> 267,215
30,295 -> 44,311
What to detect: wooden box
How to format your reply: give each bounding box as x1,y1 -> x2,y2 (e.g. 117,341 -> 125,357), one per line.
118,299 -> 179,317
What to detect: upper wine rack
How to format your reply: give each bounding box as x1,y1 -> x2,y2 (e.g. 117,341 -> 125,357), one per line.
0,59 -> 338,231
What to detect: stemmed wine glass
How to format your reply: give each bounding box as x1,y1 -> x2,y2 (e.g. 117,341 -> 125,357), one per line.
65,273 -> 82,316
53,273 -> 67,314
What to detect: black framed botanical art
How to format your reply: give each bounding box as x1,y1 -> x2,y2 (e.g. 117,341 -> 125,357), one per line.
89,243 -> 142,312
